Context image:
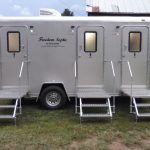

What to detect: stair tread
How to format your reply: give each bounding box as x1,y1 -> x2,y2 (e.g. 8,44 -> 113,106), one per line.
0,115 -> 15,119
82,104 -> 108,107
81,113 -> 112,118
0,105 -> 15,108
122,87 -> 150,97
136,103 -> 150,107
0,88 -> 27,99
77,87 -> 110,98
138,113 -> 150,117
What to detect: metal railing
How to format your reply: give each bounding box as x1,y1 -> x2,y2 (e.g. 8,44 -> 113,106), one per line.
121,60 -> 133,93
132,97 -> 139,122
104,60 -> 116,78
107,98 -> 112,117
132,97 -> 139,116
104,60 -> 116,113
13,99 -> 19,118
18,61 -> 27,114
74,61 -> 77,78
74,61 -> 78,114
121,60 -> 133,113
79,98 -> 83,117
19,61 -> 25,79
111,61 -> 116,78
79,98 -> 83,123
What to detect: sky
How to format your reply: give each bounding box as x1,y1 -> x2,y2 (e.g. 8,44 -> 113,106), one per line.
0,0 -> 86,16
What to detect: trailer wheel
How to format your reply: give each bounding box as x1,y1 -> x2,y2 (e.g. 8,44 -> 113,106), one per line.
40,86 -> 67,110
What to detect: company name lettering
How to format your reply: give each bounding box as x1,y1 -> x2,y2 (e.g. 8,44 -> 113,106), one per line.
39,37 -> 67,43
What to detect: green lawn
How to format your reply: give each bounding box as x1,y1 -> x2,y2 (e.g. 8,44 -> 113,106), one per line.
0,98 -> 150,150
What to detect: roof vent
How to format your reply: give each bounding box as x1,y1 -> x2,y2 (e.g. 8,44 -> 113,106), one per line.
39,8 -> 61,17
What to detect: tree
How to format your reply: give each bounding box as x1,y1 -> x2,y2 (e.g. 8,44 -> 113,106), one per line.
61,9 -> 74,16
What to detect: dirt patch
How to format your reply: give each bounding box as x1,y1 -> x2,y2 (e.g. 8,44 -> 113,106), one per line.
108,140 -> 143,150
69,141 -> 81,149
69,135 -> 98,149
142,139 -> 150,145
108,141 -> 130,150
69,137 -> 150,150
82,135 -> 97,146
142,139 -> 150,149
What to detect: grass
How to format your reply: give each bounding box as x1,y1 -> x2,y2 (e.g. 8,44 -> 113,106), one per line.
0,98 -> 150,150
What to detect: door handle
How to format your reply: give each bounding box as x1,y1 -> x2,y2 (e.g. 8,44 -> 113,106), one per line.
122,45 -> 127,58
24,55 -> 28,58
123,45 -> 127,51
78,45 -> 82,58
80,45 -> 82,51
22,45 -> 25,51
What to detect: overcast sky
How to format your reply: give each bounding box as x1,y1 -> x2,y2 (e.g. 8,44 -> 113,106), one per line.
0,0 -> 86,16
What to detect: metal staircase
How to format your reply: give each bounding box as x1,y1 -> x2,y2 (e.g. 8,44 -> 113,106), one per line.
132,97 -> 150,121
121,61 -> 150,121
0,61 -> 28,124
75,60 -> 116,122
79,97 -> 112,122
0,98 -> 21,124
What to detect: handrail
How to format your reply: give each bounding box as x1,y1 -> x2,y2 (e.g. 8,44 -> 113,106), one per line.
133,97 -> 139,116
74,61 -> 77,78
127,61 -> 133,79
19,61 -> 25,78
104,60 -> 116,78
80,98 -> 83,116
104,60 -> 116,113
121,60 -> 133,79
111,61 -> 116,78
121,60 -> 133,113
107,98 -> 112,117
13,99 -> 18,118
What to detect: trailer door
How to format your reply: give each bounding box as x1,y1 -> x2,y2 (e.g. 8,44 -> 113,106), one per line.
122,26 -> 148,86
0,27 -> 28,88
77,26 -> 104,87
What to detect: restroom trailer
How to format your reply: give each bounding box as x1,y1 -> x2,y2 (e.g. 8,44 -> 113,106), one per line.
0,16 -> 150,122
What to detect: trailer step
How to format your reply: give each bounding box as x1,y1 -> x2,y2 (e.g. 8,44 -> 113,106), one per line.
132,97 -> 150,121
81,114 -> 111,118
0,105 -> 15,108
78,98 -> 113,122
122,87 -> 150,98
0,88 -> 27,99
136,103 -> 150,107
138,113 -> 150,117
0,98 -> 21,124
76,86 -> 111,98
0,115 -> 15,119
82,104 -> 108,107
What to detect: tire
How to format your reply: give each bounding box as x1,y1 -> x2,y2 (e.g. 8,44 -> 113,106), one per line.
40,86 -> 67,110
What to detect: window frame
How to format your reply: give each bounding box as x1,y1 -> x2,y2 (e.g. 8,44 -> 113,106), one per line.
128,31 -> 142,53
7,31 -> 21,53
84,31 -> 97,53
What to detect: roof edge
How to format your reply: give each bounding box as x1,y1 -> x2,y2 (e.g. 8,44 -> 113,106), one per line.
88,12 -> 150,17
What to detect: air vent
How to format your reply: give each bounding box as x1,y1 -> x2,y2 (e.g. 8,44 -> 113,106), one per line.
39,8 -> 61,17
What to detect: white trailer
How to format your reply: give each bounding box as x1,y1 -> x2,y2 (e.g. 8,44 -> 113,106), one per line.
0,16 -> 150,122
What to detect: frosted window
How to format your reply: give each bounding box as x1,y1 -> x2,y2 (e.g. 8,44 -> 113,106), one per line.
129,32 -> 141,52
84,32 -> 97,52
7,32 -> 20,52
